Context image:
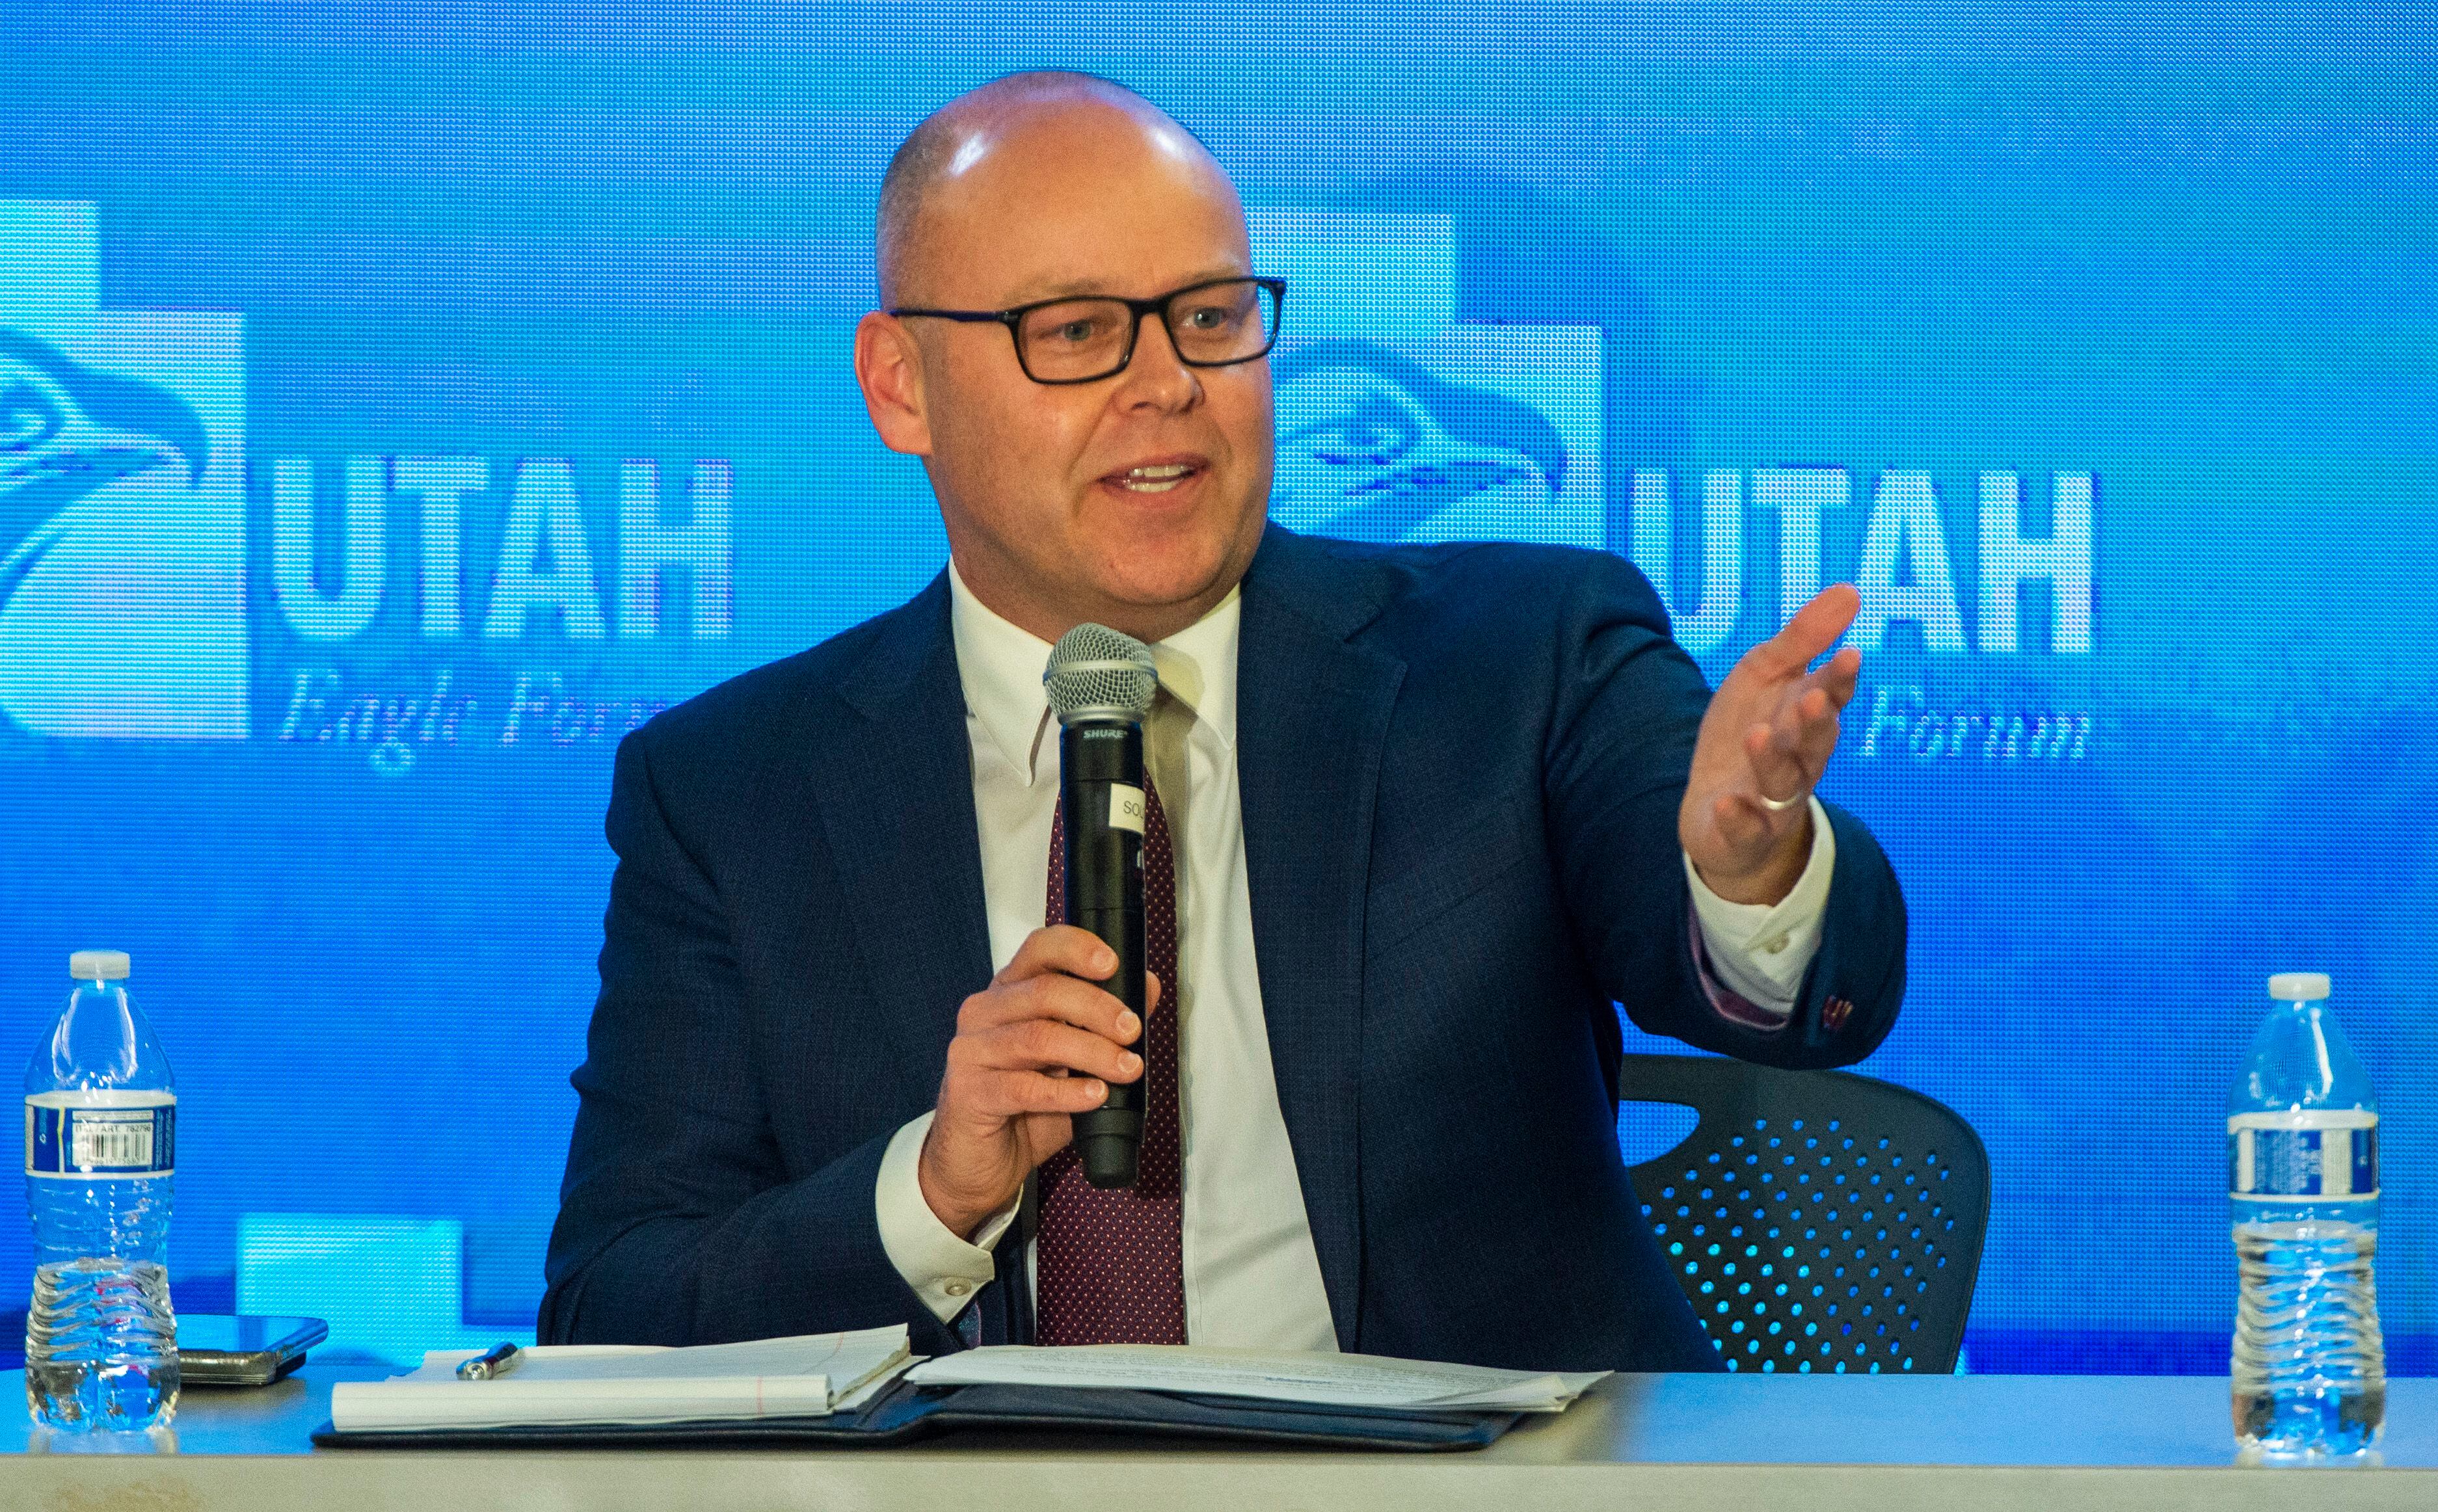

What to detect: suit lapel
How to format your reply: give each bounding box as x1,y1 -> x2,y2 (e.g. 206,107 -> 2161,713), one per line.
1235,529 -> 1404,1346
810,572 -> 997,1113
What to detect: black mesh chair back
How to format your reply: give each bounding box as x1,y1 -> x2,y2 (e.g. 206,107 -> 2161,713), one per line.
1618,1053 -> 1990,1374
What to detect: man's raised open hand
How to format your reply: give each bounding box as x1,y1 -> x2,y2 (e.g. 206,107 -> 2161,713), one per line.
1678,583 -> 1863,906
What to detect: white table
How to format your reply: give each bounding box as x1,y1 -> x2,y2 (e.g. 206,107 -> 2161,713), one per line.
3,1366 -> 2431,1510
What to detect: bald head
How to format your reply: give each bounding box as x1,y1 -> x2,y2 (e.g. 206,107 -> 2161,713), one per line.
875,72 -> 1231,306
853,71 -> 1271,646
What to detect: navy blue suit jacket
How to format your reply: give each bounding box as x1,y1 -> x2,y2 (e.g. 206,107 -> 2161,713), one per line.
539,526 -> 1907,1372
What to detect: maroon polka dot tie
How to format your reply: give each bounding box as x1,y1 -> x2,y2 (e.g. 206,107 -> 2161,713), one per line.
1036,778 -> 1186,1346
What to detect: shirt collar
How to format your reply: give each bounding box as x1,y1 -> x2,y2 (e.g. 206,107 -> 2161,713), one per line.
946,561 -> 1241,785
1151,583 -> 1239,749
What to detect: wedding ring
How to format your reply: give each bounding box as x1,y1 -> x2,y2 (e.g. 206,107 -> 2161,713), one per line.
1755,789 -> 1803,813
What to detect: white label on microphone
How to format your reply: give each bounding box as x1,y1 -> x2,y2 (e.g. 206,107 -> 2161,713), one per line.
1108,784 -> 1145,834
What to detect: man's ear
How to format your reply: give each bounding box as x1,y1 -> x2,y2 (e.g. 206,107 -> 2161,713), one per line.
855,311 -> 934,457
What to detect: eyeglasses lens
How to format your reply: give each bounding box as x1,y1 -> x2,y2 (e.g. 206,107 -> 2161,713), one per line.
1016,280 -> 1278,381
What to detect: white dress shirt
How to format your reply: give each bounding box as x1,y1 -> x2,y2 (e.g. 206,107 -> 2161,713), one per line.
872,563 -> 1837,1346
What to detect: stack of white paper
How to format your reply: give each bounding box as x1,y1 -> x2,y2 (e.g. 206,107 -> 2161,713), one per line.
906,1345 -> 1607,1413
328,1325 -> 915,1431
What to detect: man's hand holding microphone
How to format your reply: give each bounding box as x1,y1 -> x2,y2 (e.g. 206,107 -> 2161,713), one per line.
917,927 -> 1158,1240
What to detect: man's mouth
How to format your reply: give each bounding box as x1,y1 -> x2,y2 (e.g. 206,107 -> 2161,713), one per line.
1105,461 -> 1201,495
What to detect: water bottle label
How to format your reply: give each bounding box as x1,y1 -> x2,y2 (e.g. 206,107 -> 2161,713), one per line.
2228,1109 -> 2376,1199
23,1093 -> 176,1178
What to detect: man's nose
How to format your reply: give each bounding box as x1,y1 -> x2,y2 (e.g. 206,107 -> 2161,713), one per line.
1113,312 -> 1200,411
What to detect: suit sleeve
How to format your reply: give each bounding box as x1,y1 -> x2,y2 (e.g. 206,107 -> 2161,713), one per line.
1540,551 -> 1907,1070
536,728 -> 966,1357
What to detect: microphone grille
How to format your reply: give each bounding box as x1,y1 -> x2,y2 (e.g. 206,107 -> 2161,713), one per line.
1044,622 -> 1158,723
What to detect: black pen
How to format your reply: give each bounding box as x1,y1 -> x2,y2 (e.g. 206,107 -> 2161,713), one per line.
455,1341 -> 524,1381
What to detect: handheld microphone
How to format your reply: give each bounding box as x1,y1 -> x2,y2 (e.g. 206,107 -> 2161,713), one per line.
1043,622 -> 1158,1189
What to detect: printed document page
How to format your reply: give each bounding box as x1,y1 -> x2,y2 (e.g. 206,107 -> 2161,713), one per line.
329,1324 -> 913,1431
907,1345 -> 1608,1413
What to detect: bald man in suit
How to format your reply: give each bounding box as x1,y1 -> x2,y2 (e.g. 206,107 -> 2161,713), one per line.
541,73 -> 1905,1371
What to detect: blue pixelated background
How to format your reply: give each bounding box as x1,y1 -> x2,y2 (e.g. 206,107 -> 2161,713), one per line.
2,3 -> 2433,1371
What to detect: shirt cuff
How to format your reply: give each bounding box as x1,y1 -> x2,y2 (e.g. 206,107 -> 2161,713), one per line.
1683,795 -> 1836,1018
874,1111 -> 1019,1324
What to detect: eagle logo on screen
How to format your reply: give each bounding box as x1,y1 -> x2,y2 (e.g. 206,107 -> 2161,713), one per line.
1272,339 -> 1570,542
1251,200 -> 1620,551
0,301 -> 247,740
0,328 -> 211,615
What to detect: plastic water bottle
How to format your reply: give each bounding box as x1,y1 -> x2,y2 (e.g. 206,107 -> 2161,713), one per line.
2229,971 -> 2381,1459
23,950 -> 179,1431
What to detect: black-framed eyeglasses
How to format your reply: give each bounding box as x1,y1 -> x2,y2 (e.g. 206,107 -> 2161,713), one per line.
890,276 -> 1285,385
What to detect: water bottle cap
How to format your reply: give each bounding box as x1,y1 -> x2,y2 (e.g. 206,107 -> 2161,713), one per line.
68,949 -> 130,982
2267,972 -> 2331,1001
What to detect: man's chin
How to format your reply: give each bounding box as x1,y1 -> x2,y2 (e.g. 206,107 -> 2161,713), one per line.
1080,493 -> 1247,566
1090,560 -> 1233,614
1079,532 -> 1253,625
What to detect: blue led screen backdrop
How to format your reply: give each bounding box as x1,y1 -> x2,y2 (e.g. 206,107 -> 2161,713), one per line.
3,3 -> 2433,1366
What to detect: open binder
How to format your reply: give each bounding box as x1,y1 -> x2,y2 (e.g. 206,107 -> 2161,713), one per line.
310,1330 -> 1602,1452
313,1375 -> 1521,1451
